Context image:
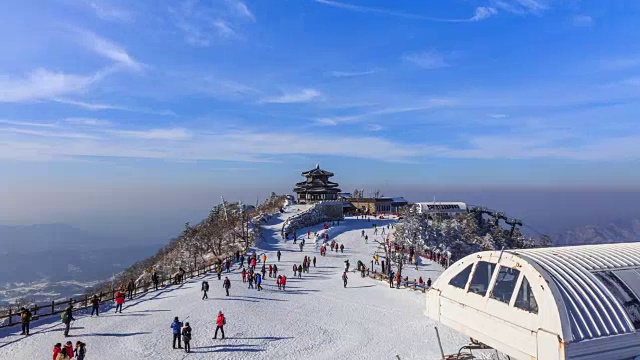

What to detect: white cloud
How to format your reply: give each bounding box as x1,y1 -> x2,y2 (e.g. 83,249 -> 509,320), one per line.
470,7 -> 498,21
64,118 -> 112,127
572,15 -> 593,27
84,1 -> 133,21
115,128 -> 192,140
77,30 -> 143,71
402,51 -> 449,69
53,98 -> 176,116
0,69 -> 97,103
224,0 -> 255,22
261,89 -> 322,104
0,120 -> 56,128
314,0 -> 497,22
0,127 -> 100,140
491,0 -> 547,15
213,20 -> 237,38
325,69 -> 379,77
488,113 -> 509,119
366,124 -> 384,132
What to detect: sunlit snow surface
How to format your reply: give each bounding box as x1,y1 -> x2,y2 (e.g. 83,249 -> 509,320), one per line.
0,207 -> 466,359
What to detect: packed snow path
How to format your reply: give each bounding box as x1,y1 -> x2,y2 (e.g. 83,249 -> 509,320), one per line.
0,207 -> 466,359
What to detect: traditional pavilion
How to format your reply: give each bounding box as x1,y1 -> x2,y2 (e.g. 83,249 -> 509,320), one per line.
293,164 -> 341,203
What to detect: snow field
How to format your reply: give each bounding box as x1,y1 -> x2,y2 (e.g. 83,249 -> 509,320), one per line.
0,209 -> 466,359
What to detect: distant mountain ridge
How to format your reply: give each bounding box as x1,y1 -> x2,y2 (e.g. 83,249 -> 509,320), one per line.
554,218 -> 640,246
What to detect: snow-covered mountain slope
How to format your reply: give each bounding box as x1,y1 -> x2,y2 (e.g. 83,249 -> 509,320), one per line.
0,208 -> 466,359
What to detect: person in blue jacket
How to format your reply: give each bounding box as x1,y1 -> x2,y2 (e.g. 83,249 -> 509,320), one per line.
255,273 -> 263,291
171,316 -> 183,349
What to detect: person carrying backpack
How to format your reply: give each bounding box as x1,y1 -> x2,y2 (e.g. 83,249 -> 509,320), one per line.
62,305 -> 75,337
74,341 -> 86,360
255,273 -> 262,291
223,277 -> 231,296
214,311 -> 226,339
182,322 -> 192,353
201,280 -> 209,300
20,307 -> 32,335
115,290 -> 125,313
171,317 -> 183,349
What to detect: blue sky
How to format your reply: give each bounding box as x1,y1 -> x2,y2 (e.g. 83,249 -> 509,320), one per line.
2,0 -> 640,228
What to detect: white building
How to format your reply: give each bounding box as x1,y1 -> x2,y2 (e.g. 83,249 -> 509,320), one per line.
426,242 -> 640,360
413,202 -> 468,215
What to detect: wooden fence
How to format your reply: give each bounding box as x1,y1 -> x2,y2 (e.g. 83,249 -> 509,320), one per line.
0,258 -> 233,329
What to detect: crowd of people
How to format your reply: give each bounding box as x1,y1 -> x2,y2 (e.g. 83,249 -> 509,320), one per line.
32,216 -> 440,359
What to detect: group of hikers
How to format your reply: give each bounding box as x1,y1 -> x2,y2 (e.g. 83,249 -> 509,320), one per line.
26,216 -> 443,359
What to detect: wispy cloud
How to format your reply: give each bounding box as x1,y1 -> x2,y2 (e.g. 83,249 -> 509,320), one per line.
52,98 -> 176,116
115,128 -> 192,140
261,89 -> 322,104
0,120 -> 56,128
490,0 -> 547,15
488,113 -> 509,119
572,15 -> 593,27
0,69 -> 99,103
64,118 -> 113,127
402,51 -> 449,69
314,0 -> 497,22
366,124 -> 384,132
169,0 -> 254,46
76,29 -> 143,71
213,20 -> 237,38
83,1 -> 133,22
0,127 -> 99,140
224,0 -> 255,22
325,69 -> 379,78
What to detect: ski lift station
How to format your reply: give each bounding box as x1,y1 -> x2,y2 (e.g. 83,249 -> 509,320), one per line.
426,242 -> 640,360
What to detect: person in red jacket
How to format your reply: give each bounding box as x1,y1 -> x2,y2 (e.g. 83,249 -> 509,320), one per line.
214,311 -> 225,339
281,275 -> 287,290
115,290 -> 125,313
54,341 -> 74,359
52,343 -> 62,360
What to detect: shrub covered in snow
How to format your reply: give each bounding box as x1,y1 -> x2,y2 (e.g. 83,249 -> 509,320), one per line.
282,201 -> 343,235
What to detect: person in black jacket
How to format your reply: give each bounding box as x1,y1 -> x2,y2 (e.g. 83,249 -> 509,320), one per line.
74,341 -> 86,360
62,305 -> 75,337
182,322 -> 192,353
152,272 -> 159,291
201,281 -> 209,300
223,277 -> 231,296
20,307 -> 32,335
90,295 -> 100,316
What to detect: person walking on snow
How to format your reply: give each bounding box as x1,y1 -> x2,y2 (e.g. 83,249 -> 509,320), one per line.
90,295 -> 100,316
313,256 -> 316,267
223,277 -> 231,296
277,275 -> 282,290
345,260 -> 350,272
361,229 -> 365,237
56,341 -> 74,360
216,265 -> 222,280
127,279 -> 135,299
297,264 -> 302,278
342,272 -> 348,288
152,272 -> 159,291
268,264 -> 273,278
256,273 -> 263,291
171,316 -> 183,349
214,311 -> 226,339
365,235 -> 368,244
20,307 -> 32,335
201,280 -> 209,300
427,278 -> 432,288
182,322 -> 192,353
374,254 -> 379,265
115,290 -> 125,313
340,244 -> 344,253
292,264 -> 298,277
374,227 -> 378,235
381,227 -> 386,235
261,264 -> 267,279
62,305 -> 75,337
247,272 -> 254,289
307,231 -> 310,239
277,250 -> 282,262
261,254 -> 267,263
299,242 -> 304,251
273,264 -> 278,277
281,275 -> 287,290
241,268 -> 247,282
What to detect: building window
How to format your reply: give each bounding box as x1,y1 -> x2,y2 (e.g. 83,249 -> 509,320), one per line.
514,276 -> 538,314
449,264 -> 473,289
469,261 -> 496,296
490,266 -> 521,304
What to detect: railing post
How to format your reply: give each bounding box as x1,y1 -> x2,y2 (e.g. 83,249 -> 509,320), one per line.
7,309 -> 12,326
51,301 -> 55,315
33,304 -> 38,316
